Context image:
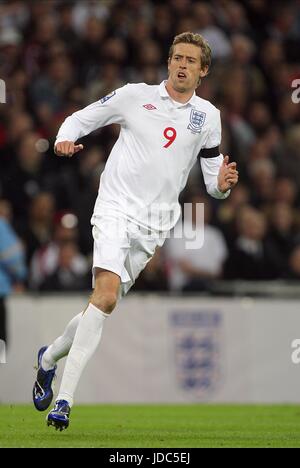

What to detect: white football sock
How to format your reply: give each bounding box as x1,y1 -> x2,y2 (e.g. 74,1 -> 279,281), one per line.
56,303 -> 108,407
41,312 -> 83,371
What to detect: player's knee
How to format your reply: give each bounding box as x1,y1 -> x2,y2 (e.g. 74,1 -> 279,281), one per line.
91,292 -> 118,314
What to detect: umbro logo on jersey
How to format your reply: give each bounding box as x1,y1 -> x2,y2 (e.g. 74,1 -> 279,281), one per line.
143,104 -> 157,110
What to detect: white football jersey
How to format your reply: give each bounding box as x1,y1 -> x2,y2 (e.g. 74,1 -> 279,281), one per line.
56,81 -> 230,231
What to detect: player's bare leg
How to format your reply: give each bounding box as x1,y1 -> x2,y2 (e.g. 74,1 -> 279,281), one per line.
47,269 -> 120,430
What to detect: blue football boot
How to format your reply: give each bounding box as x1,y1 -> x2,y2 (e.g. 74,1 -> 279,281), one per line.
47,400 -> 71,431
33,346 -> 56,411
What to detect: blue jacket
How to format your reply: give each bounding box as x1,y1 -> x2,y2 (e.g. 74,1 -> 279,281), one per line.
0,218 -> 27,297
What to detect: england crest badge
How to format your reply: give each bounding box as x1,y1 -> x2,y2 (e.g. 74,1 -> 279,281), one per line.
188,108 -> 206,134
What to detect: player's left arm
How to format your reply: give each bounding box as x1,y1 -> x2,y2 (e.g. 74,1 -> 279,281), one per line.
217,155 -> 238,192
199,108 -> 238,199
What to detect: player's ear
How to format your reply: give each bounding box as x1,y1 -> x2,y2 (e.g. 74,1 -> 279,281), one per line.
199,66 -> 209,78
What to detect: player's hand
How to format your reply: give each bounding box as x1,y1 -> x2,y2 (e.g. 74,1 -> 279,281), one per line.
217,155 -> 239,193
54,141 -> 84,158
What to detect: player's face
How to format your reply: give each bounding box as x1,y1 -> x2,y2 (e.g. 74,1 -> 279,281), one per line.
168,43 -> 207,93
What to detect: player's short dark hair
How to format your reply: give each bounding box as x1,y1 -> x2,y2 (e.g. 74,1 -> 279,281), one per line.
168,32 -> 212,72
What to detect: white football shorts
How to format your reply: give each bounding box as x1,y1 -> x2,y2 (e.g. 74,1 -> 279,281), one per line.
91,214 -> 167,297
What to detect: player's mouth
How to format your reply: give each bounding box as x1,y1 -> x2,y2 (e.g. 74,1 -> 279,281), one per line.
177,71 -> 187,80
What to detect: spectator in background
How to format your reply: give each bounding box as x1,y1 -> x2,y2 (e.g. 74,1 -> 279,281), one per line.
193,2 -> 232,59
286,245 -> 300,280
101,37 -> 128,69
126,17 -> 152,67
277,125 -> 300,190
266,202 -> 297,273
273,177 -> 298,207
247,158 -> 276,210
134,248 -> 169,292
71,0 -> 110,35
2,131 -> 55,225
0,199 -> 13,223
129,39 -> 164,83
230,34 -> 265,98
76,17 -> 108,83
23,11 -> 58,78
0,216 -> 27,343
29,212 -> 88,291
247,101 -> 273,136
225,206 -> 278,280
52,146 -> 106,255
166,194 -> 228,292
74,148 -> 106,255
216,183 -> 250,245
4,111 -> 34,158
0,26 -> 22,78
56,2 -> 80,50
152,4 -> 174,58
20,192 -> 56,265
85,62 -> 124,105
30,54 -> 75,120
0,1 -> 29,31
219,1 -> 253,38
39,241 -> 90,292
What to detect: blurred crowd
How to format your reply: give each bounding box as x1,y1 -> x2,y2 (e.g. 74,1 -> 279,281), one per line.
1,0 -> 300,294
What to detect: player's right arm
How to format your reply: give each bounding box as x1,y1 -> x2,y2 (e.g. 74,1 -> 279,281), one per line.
55,141 -> 84,158
54,86 -> 129,157
199,107 -> 238,199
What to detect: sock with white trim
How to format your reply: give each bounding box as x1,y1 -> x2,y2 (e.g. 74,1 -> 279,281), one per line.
41,312 -> 83,371
56,303 -> 108,407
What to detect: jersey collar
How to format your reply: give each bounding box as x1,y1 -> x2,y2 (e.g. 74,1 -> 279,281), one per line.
159,80 -> 197,107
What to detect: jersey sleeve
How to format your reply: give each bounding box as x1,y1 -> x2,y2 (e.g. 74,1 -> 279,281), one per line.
55,85 -> 129,144
200,155 -> 230,199
199,109 -> 230,199
204,108 -> 222,150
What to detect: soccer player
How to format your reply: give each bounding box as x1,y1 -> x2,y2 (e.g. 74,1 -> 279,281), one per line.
33,32 -> 238,430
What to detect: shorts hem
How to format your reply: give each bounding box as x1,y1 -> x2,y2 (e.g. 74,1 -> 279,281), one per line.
92,263 -> 122,279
